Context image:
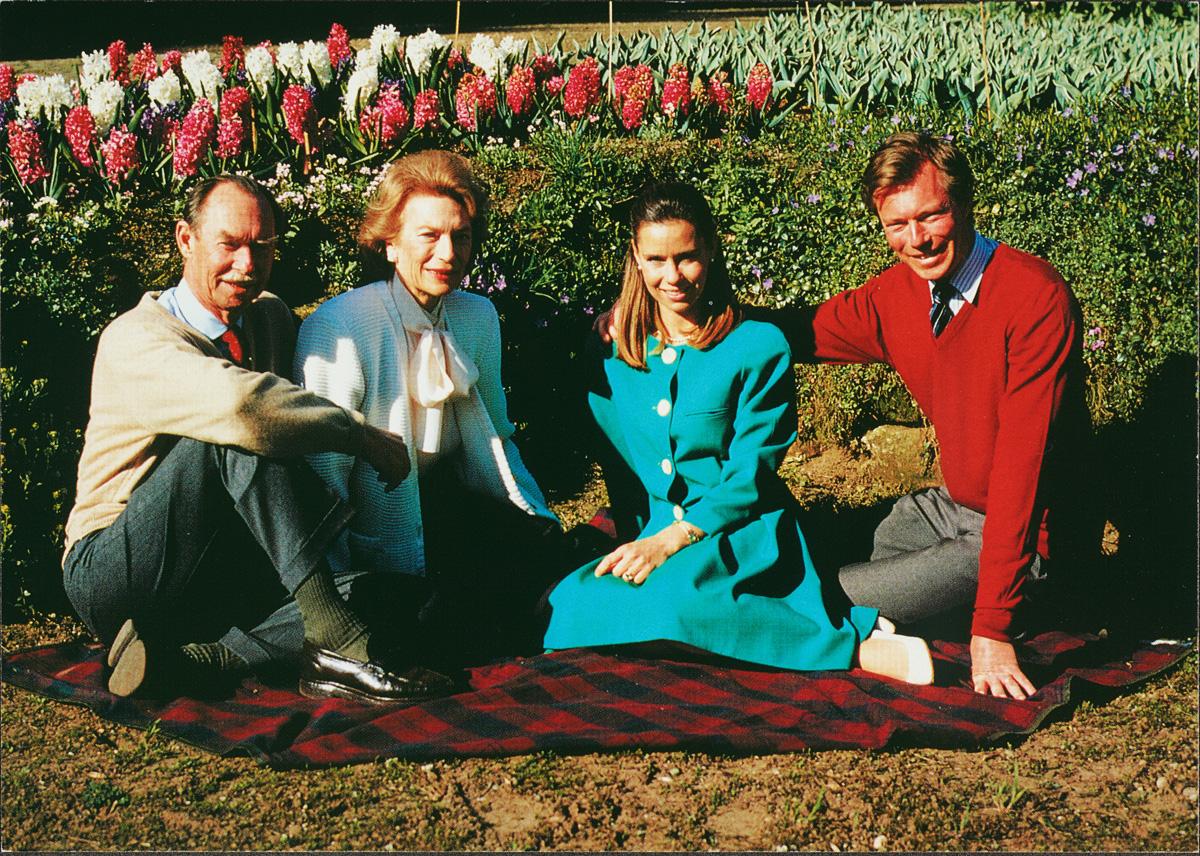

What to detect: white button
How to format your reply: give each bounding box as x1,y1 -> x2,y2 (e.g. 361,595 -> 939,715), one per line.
672,505 -> 684,520
661,347 -> 677,365
656,399 -> 671,417
661,458 -> 673,475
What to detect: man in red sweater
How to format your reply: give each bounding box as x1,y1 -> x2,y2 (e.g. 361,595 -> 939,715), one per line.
789,132 -> 1091,699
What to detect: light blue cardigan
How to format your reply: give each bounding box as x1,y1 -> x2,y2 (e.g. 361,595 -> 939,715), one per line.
295,278 -> 556,576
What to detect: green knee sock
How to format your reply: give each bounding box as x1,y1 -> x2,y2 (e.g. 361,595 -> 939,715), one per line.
180,642 -> 248,674
292,571 -> 371,662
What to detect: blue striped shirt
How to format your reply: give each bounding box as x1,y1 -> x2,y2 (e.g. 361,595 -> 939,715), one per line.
930,232 -> 998,315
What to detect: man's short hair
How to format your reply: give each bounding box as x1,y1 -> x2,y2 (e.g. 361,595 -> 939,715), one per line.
180,174 -> 284,234
860,132 -> 975,223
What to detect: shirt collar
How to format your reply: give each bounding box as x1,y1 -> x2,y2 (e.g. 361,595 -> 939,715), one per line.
929,232 -> 998,305
174,278 -> 236,339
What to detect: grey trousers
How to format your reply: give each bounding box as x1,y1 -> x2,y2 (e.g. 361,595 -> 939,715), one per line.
63,438 -> 356,669
837,486 -> 1044,627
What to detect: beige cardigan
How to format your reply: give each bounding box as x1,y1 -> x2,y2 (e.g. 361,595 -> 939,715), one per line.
63,292 -> 366,560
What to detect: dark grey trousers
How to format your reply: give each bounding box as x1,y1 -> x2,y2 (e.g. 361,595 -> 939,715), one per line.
63,438 -> 356,669
837,486 -> 1044,627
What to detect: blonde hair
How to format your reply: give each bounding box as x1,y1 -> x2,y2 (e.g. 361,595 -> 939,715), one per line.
615,182 -> 740,369
358,150 -> 490,266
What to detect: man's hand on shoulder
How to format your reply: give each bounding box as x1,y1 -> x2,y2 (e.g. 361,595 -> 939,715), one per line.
970,634 -> 1036,700
359,424 -> 410,492
593,303 -> 621,344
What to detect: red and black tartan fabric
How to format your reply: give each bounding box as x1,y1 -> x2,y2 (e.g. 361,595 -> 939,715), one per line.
1,629 -> 1190,769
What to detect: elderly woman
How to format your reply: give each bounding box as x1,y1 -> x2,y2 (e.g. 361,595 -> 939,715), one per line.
295,150 -> 561,667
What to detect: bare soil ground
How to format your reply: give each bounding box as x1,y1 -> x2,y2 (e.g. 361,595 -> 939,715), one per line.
3,428 -> 1196,851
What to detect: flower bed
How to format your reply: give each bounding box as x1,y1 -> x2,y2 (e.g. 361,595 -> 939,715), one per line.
1,5 -> 1197,197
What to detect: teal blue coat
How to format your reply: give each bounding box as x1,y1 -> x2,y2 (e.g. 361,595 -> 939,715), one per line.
544,320 -> 877,670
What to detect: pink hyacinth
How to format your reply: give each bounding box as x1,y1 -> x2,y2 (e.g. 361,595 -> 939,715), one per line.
107,40 -> 130,85
620,97 -> 648,131
173,98 -> 216,178
100,125 -> 139,183
220,86 -> 251,121
161,50 -> 182,74
220,35 -> 245,77
215,116 -> 244,158
706,71 -> 733,115
613,64 -> 653,129
661,63 -> 691,118
747,62 -> 772,111
64,105 -> 97,168
563,57 -> 600,118
455,72 -> 497,131
360,84 -> 409,145
545,75 -> 564,96
0,64 -> 15,101
281,84 -> 317,147
327,23 -> 352,69
412,89 -> 441,130
6,120 -> 49,184
258,40 -> 277,61
129,43 -> 159,82
447,48 -> 464,71
505,65 -> 535,117
530,53 -> 557,83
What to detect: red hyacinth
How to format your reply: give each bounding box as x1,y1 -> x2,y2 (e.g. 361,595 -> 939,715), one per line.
107,40 -> 130,85
505,65 -> 535,117
530,53 -> 557,82
173,98 -> 216,178
360,84 -> 409,146
661,63 -> 691,118
6,120 -> 50,184
327,23 -> 352,69
161,50 -> 182,74
281,84 -> 317,147
220,36 -> 245,77
545,75 -> 564,96
747,62 -> 772,111
613,64 -> 653,130
0,64 -> 15,101
100,126 -> 139,184
706,71 -> 733,115
447,48 -> 464,71
562,56 -> 600,118
64,105 -> 97,167
129,43 -> 159,82
412,89 -> 440,130
455,72 -> 497,132
220,86 -> 251,121
215,116 -> 245,158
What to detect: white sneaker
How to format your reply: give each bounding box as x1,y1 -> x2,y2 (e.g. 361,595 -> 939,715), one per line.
857,632 -> 934,685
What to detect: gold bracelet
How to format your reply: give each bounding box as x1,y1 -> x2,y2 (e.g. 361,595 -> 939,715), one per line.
674,520 -> 702,545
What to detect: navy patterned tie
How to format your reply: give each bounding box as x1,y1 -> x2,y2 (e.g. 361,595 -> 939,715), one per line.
929,279 -> 957,337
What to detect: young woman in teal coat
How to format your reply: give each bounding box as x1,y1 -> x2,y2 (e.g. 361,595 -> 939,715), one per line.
543,182 -> 933,682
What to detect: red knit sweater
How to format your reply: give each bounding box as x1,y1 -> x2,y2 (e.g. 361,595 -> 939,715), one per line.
806,244 -> 1084,641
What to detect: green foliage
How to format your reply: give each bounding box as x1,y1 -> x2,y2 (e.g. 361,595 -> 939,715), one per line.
1,96 -> 1195,614
80,779 -> 131,811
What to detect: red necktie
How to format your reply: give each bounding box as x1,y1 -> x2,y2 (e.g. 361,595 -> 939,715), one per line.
218,328 -> 245,365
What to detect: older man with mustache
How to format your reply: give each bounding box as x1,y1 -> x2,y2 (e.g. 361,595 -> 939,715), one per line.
61,175 -> 456,705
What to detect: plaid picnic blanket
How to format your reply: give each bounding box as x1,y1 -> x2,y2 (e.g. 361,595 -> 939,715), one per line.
2,629 -> 1189,769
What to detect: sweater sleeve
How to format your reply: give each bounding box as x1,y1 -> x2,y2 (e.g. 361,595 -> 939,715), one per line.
806,280 -> 892,365
293,304 -> 367,503
109,309 -> 364,458
972,277 -> 1078,641
683,329 -> 797,537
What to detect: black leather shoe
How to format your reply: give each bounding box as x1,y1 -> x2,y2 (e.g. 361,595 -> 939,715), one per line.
298,642 -> 456,706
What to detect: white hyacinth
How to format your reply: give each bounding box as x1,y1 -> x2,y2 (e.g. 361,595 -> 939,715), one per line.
147,69 -> 182,106
78,49 -> 110,95
499,36 -> 527,63
301,40 -> 333,86
343,57 -> 379,120
467,34 -> 504,79
16,74 -> 74,123
244,45 -> 275,91
370,24 -> 403,61
87,79 -> 125,135
406,28 -> 450,77
277,42 -> 305,81
180,50 -> 222,100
